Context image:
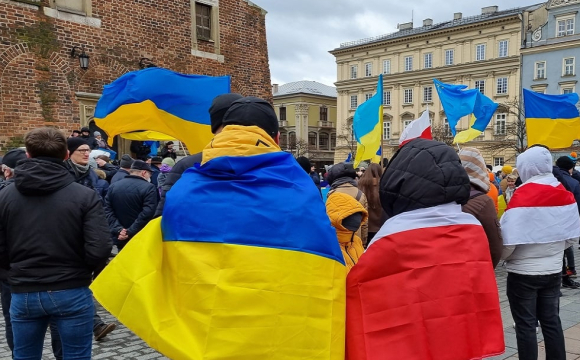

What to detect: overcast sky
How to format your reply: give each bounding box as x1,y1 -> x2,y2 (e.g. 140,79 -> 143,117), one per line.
257,0 -> 534,87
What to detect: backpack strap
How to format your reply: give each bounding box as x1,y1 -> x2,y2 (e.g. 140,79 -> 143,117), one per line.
355,189 -> 363,202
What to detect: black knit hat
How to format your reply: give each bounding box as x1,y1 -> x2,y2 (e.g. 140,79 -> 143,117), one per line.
556,156 -> 576,171
131,159 -> 152,172
67,137 -> 88,154
151,156 -> 163,164
80,127 -> 90,133
209,93 -> 244,134
296,156 -> 311,174
119,154 -> 134,169
222,96 -> 279,138
2,149 -> 26,169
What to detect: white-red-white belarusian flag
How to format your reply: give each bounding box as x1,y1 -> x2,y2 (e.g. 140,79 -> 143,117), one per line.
398,109 -> 432,147
346,203 -> 505,360
500,175 -> 580,246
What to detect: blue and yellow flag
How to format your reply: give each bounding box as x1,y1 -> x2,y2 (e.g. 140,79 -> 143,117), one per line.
91,125 -> 346,360
453,91 -> 498,144
434,79 -> 478,136
94,68 -> 230,154
524,89 -> 580,149
353,75 -> 383,168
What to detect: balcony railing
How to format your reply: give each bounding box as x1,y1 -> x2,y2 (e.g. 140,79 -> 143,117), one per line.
318,121 -> 335,128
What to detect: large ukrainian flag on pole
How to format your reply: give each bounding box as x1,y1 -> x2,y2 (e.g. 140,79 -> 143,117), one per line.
524,89 -> 580,148
94,68 -> 230,154
353,75 -> 383,168
91,125 -> 346,360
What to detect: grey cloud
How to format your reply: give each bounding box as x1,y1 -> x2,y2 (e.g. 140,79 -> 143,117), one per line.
257,0 -> 531,86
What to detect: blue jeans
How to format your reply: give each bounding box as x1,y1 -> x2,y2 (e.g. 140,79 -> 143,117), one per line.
507,272 -> 566,360
10,287 -> 94,360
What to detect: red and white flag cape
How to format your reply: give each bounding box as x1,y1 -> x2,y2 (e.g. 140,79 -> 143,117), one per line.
398,109 -> 432,147
346,203 -> 504,360
500,175 -> 580,245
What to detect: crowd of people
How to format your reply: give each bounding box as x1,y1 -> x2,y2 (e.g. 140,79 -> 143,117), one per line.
0,92 -> 578,360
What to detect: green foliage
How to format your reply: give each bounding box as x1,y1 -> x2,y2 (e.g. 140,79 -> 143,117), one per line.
15,19 -> 60,58
4,136 -> 25,150
36,79 -> 57,122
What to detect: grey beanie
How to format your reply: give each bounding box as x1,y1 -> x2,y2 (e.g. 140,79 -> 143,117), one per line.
120,154 -> 134,169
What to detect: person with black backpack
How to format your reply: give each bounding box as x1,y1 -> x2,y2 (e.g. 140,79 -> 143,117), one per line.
459,147 -> 503,268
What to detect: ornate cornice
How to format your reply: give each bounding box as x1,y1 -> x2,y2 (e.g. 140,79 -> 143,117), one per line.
548,0 -> 580,10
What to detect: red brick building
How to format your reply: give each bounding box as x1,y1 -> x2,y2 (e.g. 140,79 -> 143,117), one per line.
0,0 -> 271,152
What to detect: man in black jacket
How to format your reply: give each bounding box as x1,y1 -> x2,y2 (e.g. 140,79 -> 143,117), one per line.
0,127 -> 111,359
110,154 -> 133,184
80,127 -> 99,150
154,93 -> 243,217
105,160 -> 158,251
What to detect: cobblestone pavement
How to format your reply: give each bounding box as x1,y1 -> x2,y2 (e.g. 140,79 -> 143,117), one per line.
0,249 -> 580,359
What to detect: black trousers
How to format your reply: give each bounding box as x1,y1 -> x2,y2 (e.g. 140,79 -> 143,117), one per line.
507,272 -> 566,360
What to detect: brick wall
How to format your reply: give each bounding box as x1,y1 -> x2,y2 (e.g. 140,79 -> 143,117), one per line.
0,0 -> 271,150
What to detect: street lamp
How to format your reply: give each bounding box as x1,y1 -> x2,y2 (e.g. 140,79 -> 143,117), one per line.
70,46 -> 89,70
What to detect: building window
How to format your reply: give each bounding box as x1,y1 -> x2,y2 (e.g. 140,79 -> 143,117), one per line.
350,95 -> 358,109
404,88 -> 413,104
562,87 -> 575,94
564,57 -> 575,76
494,157 -> 505,167
476,44 -> 486,61
319,106 -> 328,121
279,106 -> 286,121
445,49 -> 454,65
350,65 -> 358,79
383,121 -> 391,140
557,17 -> 575,37
383,60 -> 391,74
365,93 -> 373,101
319,132 -> 329,150
52,0 -> 90,15
495,113 -> 506,135
498,40 -> 508,58
279,132 -> 288,149
535,61 -> 546,79
496,77 -> 508,95
289,132 -> 296,147
423,86 -> 433,102
308,132 -> 317,149
475,80 -> 485,95
365,62 -> 372,77
195,2 -> 212,40
330,133 -> 336,150
383,91 -> 391,106
403,120 -> 413,129
405,56 -> 413,72
443,119 -> 452,137
424,53 -> 432,69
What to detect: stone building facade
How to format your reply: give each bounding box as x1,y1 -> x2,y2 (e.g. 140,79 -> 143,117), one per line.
0,0 -> 271,153
330,5 -> 529,166
272,81 -> 337,170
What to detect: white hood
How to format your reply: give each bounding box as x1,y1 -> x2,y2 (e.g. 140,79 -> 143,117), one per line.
516,146 -> 553,183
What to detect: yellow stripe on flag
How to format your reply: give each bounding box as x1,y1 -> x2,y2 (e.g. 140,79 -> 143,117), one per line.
526,117 -> 580,149
453,128 -> 482,144
120,131 -> 176,142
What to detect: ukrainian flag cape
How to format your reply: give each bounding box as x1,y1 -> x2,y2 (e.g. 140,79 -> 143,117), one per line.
91,125 -> 346,360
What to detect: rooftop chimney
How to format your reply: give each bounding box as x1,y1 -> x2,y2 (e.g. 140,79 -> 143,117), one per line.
272,84 -> 279,94
454,12 -> 462,20
398,22 -> 413,31
482,6 -> 498,15
423,18 -> 433,27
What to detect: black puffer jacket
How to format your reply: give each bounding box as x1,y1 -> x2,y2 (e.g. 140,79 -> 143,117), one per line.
154,152 -> 202,217
380,139 -> 470,217
105,175 -> 158,238
0,158 -> 112,293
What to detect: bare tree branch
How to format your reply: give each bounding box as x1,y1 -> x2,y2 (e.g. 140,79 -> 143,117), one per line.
482,97 -> 527,158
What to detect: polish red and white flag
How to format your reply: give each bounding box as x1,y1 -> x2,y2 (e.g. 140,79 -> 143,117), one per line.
398,109 -> 432,147
500,175 -> 580,245
346,203 -> 505,360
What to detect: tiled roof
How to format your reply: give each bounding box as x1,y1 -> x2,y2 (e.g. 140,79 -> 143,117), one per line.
274,80 -> 337,98
336,6 -> 533,50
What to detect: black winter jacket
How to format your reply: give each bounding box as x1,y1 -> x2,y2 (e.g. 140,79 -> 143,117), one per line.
380,138 -> 470,217
99,163 -> 118,183
154,152 -> 202,217
110,168 -> 130,184
63,160 -> 99,191
0,158 -> 111,293
104,175 -> 158,238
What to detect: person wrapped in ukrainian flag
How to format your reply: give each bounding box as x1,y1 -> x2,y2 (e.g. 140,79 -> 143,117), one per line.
92,96 -> 346,360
